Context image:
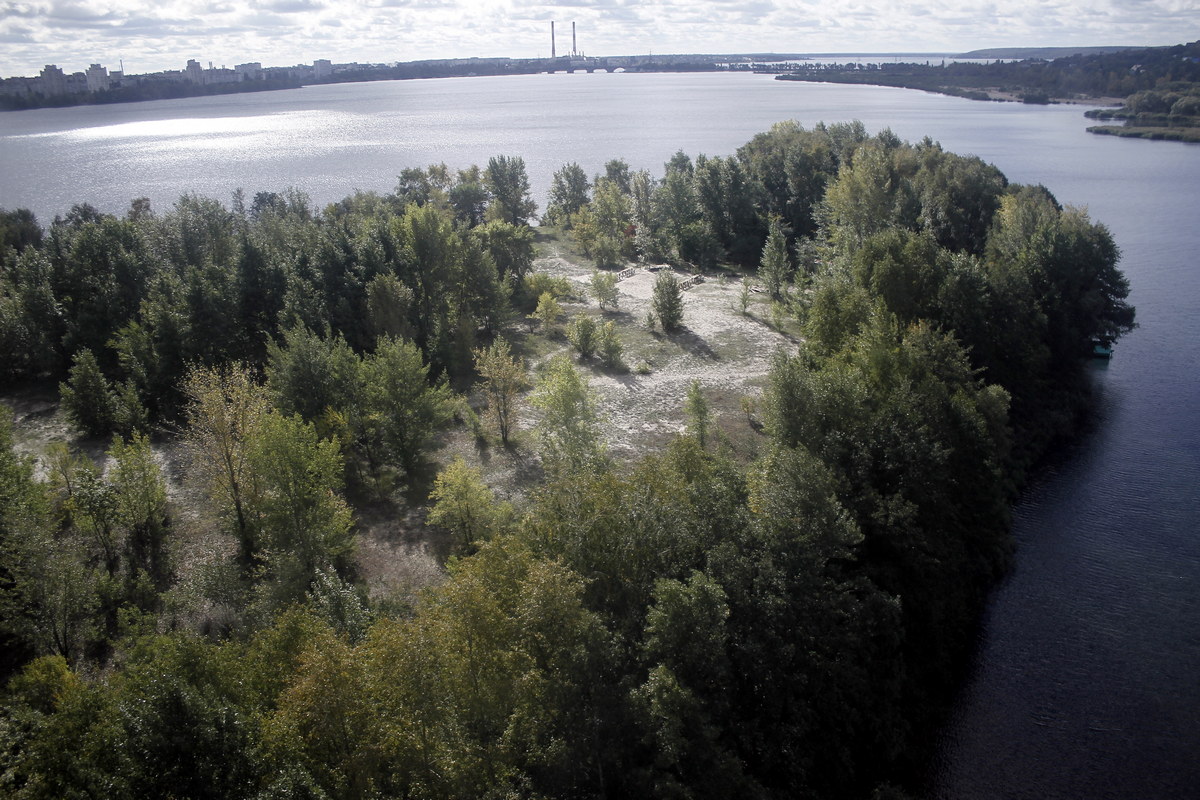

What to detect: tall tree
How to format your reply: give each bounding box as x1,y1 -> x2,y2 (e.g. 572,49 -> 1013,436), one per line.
473,338 -> 526,445
427,457 -> 507,552
59,349 -> 116,438
250,412 -> 354,601
759,216 -> 792,300
590,270 -> 619,311
544,162 -> 591,227
108,432 -> 171,586
484,155 -> 537,227
361,336 -> 454,477
531,355 -> 605,477
182,363 -> 270,563
684,380 -> 711,448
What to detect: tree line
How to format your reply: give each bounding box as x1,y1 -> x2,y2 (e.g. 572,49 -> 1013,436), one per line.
0,123 -> 1134,798
778,40 -> 1200,103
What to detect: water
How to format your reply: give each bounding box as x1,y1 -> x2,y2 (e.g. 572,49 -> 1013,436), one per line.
0,72 -> 1131,223
2,72 -> 1198,797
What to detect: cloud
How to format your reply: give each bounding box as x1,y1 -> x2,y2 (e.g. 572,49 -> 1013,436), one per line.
1,2 -> 46,19
263,0 -> 325,12
2,0 -> 1196,77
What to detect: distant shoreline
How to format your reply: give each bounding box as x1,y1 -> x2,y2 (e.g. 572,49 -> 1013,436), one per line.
773,43 -> 1200,142
774,72 -> 1122,107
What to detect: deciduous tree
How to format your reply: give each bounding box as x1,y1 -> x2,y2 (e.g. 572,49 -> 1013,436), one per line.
427,457 -> 507,551
484,155 -> 537,226
182,363 -> 270,563
531,355 -> 604,477
473,338 -> 526,445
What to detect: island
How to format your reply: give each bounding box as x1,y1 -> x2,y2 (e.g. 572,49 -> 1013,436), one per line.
0,119 -> 1135,798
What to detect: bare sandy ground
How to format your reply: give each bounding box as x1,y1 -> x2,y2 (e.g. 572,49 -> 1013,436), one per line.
2,249 -> 801,609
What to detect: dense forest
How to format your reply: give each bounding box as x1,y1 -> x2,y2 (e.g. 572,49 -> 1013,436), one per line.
777,40 -> 1200,105
0,122 -> 1134,798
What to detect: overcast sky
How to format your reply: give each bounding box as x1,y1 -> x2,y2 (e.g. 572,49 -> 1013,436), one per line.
1,0 -> 1196,77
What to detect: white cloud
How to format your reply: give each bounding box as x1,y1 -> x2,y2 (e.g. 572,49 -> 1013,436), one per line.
0,0 -> 1195,77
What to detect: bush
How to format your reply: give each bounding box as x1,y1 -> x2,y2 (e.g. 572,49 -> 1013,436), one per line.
653,271 -> 684,332
598,321 -> 624,370
567,313 -> 598,359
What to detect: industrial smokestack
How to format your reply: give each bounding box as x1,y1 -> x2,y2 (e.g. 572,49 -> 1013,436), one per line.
572,21 -> 577,57
551,21 -> 556,58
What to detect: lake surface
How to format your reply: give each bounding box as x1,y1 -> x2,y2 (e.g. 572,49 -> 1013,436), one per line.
2,72 -> 1198,797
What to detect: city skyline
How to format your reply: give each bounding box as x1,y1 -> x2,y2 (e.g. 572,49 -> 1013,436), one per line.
1,0 -> 1196,78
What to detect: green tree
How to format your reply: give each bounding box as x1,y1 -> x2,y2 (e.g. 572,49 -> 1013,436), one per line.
427,457 -> 508,551
604,158 -> 633,193
59,349 -> 116,438
759,216 -> 792,300
530,291 -> 562,334
108,432 -> 170,586
262,621 -> 376,798
484,155 -> 537,226
545,162 -> 591,227
652,271 -> 684,333
182,363 -> 270,563
531,355 -> 605,477
590,270 -> 619,311
70,463 -> 122,577
473,220 -> 535,283
570,205 -> 599,259
819,139 -> 918,253
250,412 -> 354,602
590,178 -> 633,267
449,165 -> 490,227
112,633 -> 262,799
567,313 -> 598,359
0,407 -> 57,663
473,338 -> 526,445
266,326 -> 362,425
684,380 -> 711,448
598,321 -> 624,371
361,336 -> 454,476
365,273 -> 414,343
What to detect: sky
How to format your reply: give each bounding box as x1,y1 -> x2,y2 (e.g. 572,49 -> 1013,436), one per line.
1,0 -> 1196,78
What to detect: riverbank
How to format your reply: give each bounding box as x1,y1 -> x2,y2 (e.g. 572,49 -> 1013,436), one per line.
1087,124 -> 1200,142
774,72 -> 1124,106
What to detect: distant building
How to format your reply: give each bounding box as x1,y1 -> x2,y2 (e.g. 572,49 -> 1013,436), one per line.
235,62 -> 263,80
0,76 -> 38,99
185,59 -> 204,84
39,64 -> 67,96
182,59 -> 242,86
85,63 -> 110,92
314,59 -> 332,80
206,66 -> 241,85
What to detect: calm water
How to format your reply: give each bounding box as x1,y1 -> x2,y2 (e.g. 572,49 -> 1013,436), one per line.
2,73 -> 1198,797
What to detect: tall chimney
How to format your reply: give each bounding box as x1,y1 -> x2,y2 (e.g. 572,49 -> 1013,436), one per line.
572,21 -> 577,57
551,21 -> 556,58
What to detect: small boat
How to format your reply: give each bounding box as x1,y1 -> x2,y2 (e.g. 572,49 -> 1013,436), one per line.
1092,340 -> 1113,358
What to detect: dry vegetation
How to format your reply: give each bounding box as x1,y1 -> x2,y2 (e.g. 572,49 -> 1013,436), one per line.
436,244 -> 798,484
2,243 -> 799,605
